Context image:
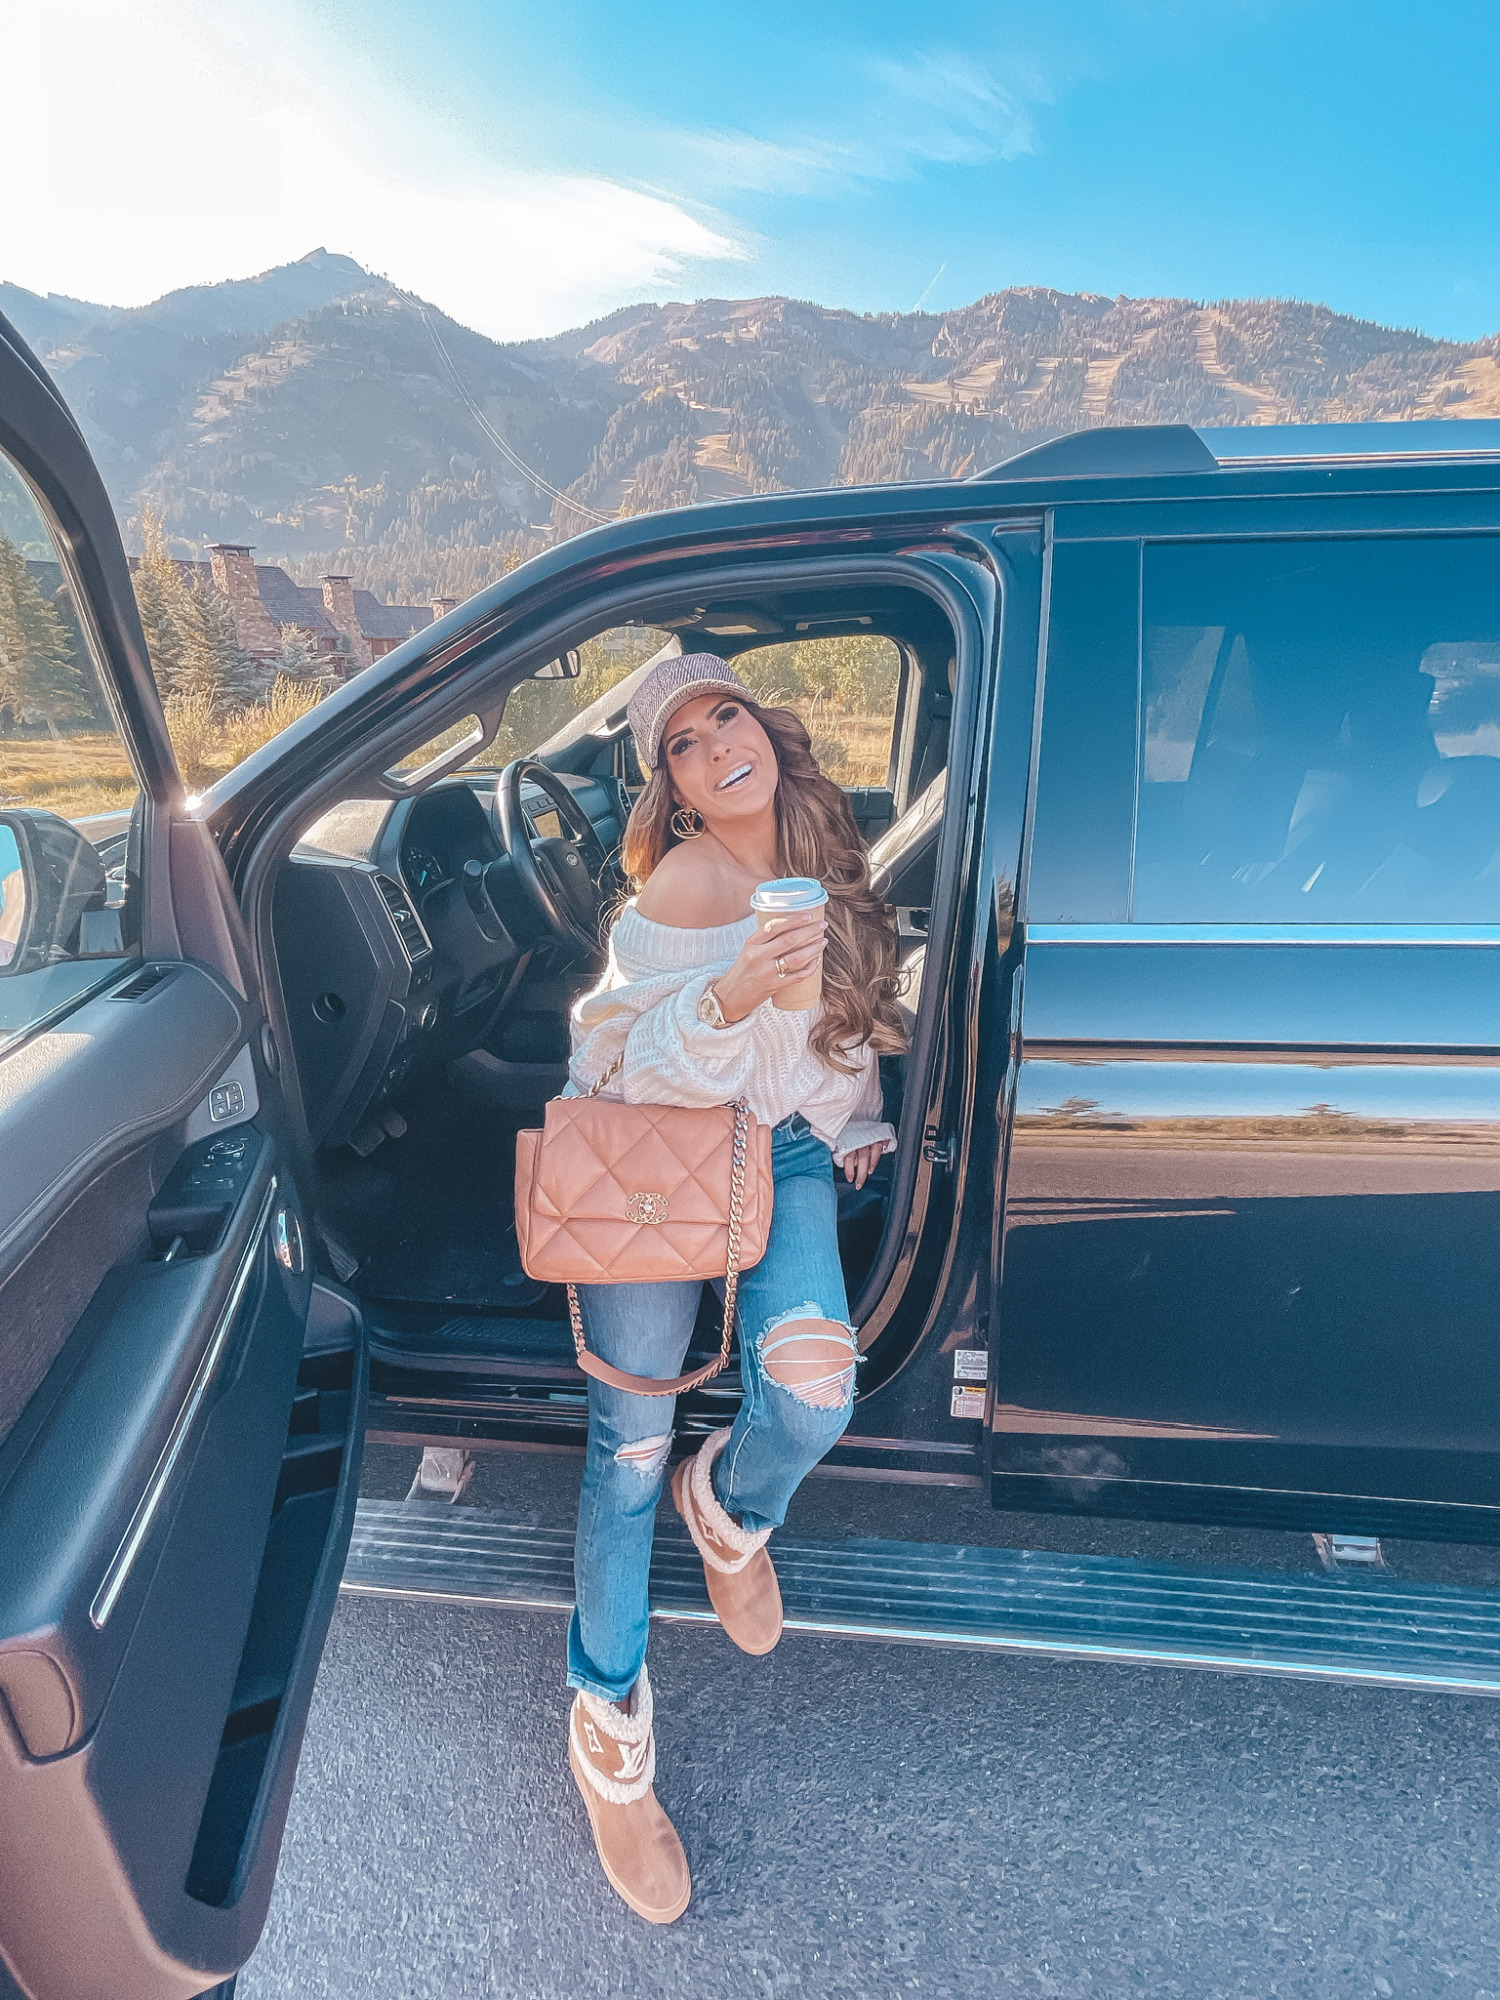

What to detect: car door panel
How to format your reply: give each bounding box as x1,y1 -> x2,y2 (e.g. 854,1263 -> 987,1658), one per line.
0,311 -> 364,1997
1,1147 -> 282,1989
0,1143 -> 162,1461
0,1154 -> 361,1999
999,521 -> 1500,1532
1003,1036 -> 1500,1494
0,967 -> 243,1302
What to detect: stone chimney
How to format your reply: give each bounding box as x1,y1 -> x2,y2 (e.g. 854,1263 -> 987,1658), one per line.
320,576 -> 372,672
432,597 -> 459,620
208,544 -> 281,657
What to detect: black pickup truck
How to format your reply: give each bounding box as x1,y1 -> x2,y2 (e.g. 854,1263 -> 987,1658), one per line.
6,308 -> 1500,1997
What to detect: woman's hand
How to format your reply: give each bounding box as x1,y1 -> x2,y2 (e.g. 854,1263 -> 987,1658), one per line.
713,909 -> 827,1022
841,1142 -> 886,1189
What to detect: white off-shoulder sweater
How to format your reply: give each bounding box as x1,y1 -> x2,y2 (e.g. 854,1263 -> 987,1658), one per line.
567,903 -> 896,1165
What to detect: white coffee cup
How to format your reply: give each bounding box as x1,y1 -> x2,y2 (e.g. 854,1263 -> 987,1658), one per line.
750,877 -> 829,1010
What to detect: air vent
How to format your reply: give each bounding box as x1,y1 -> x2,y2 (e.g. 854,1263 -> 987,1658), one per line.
111,964 -> 173,1001
372,874 -> 433,964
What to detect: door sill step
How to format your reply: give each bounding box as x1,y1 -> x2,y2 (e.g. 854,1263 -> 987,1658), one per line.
341,1498 -> 1500,1696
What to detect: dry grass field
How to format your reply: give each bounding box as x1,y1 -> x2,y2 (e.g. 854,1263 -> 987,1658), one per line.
734,637 -> 901,790
0,732 -> 139,818
0,648 -> 895,825
796,704 -> 895,789
0,680 -> 327,819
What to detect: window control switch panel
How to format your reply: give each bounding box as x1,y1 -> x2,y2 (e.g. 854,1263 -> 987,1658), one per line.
148,1127 -> 265,1257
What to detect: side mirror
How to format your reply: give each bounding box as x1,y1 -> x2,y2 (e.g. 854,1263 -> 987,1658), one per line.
530,649 -> 581,682
0,811 -> 108,977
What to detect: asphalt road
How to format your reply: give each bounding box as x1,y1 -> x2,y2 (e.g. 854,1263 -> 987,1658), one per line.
236,1451 -> 1500,2000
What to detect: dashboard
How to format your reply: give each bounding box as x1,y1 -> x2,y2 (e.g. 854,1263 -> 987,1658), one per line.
273,769 -> 625,1148
401,840 -> 449,899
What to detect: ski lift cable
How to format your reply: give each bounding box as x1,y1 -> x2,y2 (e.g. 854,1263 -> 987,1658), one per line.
397,289 -> 614,526
404,292 -> 610,523
420,308 -> 609,523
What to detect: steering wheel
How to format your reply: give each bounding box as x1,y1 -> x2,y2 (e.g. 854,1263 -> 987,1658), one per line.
493,759 -> 609,955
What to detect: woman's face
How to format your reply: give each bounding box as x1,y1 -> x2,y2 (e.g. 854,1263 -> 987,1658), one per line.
663,694 -> 779,826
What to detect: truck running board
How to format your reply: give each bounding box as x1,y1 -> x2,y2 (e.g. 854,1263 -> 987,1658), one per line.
341,1498 -> 1500,1697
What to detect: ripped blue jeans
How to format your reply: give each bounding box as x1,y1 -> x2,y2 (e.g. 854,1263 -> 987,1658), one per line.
567,1118 -> 857,1701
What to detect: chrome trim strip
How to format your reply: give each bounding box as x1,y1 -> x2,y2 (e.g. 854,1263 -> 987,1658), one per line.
1197,420 -> 1500,468
90,1176 -> 278,1630
1028,924 -> 1500,947
1214,450 -> 1500,468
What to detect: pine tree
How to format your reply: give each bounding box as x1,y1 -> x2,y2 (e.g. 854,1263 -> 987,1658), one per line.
173,579 -> 264,713
276,632 -> 331,685
0,533 -> 91,734
131,507 -> 191,694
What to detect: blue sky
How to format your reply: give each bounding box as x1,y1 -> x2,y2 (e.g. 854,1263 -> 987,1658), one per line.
7,0 -> 1500,341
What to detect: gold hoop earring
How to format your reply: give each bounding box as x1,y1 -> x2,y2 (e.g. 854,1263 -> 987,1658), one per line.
671,804 -> 705,840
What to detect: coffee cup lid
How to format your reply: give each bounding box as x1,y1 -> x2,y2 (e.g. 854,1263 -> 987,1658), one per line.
750,877 -> 827,911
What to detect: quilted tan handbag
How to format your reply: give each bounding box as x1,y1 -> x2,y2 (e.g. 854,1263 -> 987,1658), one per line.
514,1055 -> 773,1397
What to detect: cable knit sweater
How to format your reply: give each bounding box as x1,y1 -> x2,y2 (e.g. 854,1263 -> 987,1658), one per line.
567,903 -> 897,1165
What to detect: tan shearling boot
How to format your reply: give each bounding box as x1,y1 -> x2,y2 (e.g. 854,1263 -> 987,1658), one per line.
671,1427 -> 783,1655
567,1665 -> 690,1924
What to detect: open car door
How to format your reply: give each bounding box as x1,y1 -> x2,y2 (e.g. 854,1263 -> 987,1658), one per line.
0,320 -> 364,1999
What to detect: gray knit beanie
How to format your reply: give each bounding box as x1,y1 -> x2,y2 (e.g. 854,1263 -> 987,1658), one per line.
626,652 -> 754,771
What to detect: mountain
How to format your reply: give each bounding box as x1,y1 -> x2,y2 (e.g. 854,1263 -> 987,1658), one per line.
10,255 -> 1500,604
91,246 -> 376,340
158,287 -> 617,541
527,290 -> 1500,517
3,250 -> 386,504
0,284 -> 118,349
1,247 -> 371,353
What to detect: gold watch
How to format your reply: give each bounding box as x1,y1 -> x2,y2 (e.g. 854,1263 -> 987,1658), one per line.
697,982 -> 730,1030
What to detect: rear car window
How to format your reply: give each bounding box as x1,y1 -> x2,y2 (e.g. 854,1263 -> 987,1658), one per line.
1135,536 -> 1500,923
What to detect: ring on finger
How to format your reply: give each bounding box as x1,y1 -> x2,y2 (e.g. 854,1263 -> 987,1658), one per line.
776,956 -> 788,978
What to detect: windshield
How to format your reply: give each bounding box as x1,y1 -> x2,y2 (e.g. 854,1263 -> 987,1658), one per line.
486,626 -> 671,764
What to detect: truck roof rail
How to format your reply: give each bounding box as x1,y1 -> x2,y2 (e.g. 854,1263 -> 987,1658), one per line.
971,424 -> 1215,481
972,417 -> 1500,482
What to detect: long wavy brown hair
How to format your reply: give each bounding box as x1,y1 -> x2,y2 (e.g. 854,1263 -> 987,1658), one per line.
621,699 -> 905,1073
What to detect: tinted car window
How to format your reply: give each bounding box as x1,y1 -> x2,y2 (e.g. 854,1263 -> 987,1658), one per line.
1135,536 -> 1500,923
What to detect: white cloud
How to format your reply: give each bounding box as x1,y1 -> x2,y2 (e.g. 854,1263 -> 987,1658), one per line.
657,131 -> 866,200
870,49 -> 1051,164
645,46 -> 1051,202
1,0 -> 742,336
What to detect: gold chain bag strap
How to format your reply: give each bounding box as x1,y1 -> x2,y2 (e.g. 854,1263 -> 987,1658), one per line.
513,1053 -> 773,1397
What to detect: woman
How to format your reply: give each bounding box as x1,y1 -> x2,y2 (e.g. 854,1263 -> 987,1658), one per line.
562,652 -> 905,1922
